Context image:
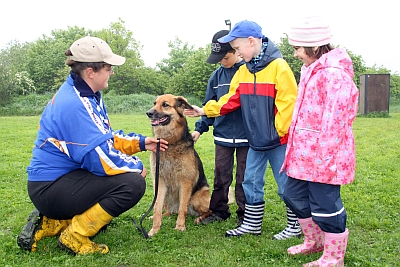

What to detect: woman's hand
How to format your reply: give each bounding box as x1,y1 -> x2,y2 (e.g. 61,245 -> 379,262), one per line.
141,166 -> 147,178
144,137 -> 168,152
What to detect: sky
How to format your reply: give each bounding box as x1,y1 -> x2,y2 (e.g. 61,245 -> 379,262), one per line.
1,0 -> 399,73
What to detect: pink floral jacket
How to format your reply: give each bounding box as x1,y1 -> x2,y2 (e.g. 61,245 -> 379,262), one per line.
282,48 -> 359,185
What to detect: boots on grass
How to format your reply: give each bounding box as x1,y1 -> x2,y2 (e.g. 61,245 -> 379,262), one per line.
225,202 -> 264,237
273,206 -> 302,240
303,229 -> 349,267
58,203 -> 113,255
288,218 -> 324,255
17,209 -> 71,252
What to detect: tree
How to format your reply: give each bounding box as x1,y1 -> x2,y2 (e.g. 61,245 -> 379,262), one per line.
51,26 -> 88,45
0,40 -> 30,74
133,67 -> 169,95
167,46 -> 217,99
2,21 -> 399,106
157,37 -> 195,76
276,35 -> 303,83
22,19 -> 145,96
25,26 -> 89,94
95,18 -> 144,95
0,64 -> 13,106
345,49 -> 367,88
390,74 -> 400,99
0,40 -> 35,99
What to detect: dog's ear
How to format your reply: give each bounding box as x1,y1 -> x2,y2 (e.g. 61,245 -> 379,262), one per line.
175,96 -> 193,110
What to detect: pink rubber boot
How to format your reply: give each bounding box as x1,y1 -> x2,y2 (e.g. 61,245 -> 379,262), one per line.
287,218 -> 324,255
303,228 -> 349,267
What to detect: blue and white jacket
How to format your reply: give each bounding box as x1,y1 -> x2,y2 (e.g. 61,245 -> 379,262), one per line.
194,61 -> 248,147
27,72 -> 146,182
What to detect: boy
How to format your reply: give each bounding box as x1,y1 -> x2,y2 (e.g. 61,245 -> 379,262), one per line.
186,20 -> 300,239
193,30 -> 248,227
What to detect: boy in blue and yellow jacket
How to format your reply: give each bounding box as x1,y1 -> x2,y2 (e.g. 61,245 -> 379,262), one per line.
187,20 -> 300,239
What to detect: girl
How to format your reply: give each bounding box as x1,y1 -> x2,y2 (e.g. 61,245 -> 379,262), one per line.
282,16 -> 359,267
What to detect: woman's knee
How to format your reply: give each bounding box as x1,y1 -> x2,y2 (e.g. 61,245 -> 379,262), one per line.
124,173 -> 146,201
101,173 -> 146,216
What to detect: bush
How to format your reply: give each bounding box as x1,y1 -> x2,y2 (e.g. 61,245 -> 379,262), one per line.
0,71 -> 13,107
0,93 -> 204,116
0,92 -> 52,116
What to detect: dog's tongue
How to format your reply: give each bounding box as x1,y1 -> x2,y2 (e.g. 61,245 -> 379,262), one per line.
150,119 -> 160,126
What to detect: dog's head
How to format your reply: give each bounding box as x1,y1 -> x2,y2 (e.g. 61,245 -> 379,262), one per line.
146,94 -> 193,127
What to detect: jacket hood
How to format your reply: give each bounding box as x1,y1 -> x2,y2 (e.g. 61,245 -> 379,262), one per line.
246,37 -> 282,73
311,48 -> 355,78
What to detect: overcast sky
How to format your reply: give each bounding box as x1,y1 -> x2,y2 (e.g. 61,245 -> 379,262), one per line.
2,0 -> 399,74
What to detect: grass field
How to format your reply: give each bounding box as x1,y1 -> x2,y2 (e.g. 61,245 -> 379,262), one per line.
0,113 -> 399,267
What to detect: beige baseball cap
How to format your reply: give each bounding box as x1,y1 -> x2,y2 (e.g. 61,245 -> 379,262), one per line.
69,36 -> 126,66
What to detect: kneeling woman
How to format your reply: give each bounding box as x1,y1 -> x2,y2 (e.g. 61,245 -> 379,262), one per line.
17,36 -> 167,255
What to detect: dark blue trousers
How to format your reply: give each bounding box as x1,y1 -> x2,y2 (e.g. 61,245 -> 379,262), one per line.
210,145 -> 248,219
283,176 -> 347,233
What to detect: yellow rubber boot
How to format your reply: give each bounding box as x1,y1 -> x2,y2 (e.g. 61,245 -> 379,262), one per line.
32,217 -> 71,252
17,209 -> 71,252
58,203 -> 113,255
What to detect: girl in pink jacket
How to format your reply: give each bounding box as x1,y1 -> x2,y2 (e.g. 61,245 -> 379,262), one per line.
281,16 -> 359,267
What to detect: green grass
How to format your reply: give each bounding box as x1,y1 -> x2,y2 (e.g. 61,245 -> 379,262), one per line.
1,113 -> 400,267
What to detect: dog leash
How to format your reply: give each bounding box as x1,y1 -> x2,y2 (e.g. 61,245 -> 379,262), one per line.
131,138 -> 160,239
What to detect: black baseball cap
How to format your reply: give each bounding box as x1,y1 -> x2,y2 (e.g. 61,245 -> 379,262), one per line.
206,30 -> 234,64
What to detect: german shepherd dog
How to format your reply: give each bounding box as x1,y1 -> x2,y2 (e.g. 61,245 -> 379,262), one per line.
146,94 -> 211,237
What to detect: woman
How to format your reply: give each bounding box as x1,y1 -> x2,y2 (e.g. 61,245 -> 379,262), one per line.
17,36 -> 168,255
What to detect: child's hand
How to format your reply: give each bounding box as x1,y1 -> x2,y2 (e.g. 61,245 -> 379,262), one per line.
185,105 -> 205,117
191,131 -> 201,143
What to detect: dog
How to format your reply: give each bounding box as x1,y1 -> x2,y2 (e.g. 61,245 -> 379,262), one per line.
146,94 -> 211,237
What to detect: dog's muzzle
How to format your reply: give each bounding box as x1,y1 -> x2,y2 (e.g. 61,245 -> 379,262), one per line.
146,110 -> 171,126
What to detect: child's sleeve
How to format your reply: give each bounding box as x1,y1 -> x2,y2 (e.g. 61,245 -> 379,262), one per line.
275,60 -> 298,137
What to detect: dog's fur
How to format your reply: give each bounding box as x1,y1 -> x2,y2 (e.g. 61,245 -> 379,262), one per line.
146,94 -> 211,236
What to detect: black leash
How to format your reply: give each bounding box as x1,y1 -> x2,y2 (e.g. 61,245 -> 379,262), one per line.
131,138 -> 160,239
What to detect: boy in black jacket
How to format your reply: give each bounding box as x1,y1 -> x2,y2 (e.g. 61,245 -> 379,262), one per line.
192,30 -> 248,227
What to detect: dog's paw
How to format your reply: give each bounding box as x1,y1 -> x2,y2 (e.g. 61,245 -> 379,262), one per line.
148,228 -> 159,237
174,225 -> 186,231
194,217 -> 202,225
